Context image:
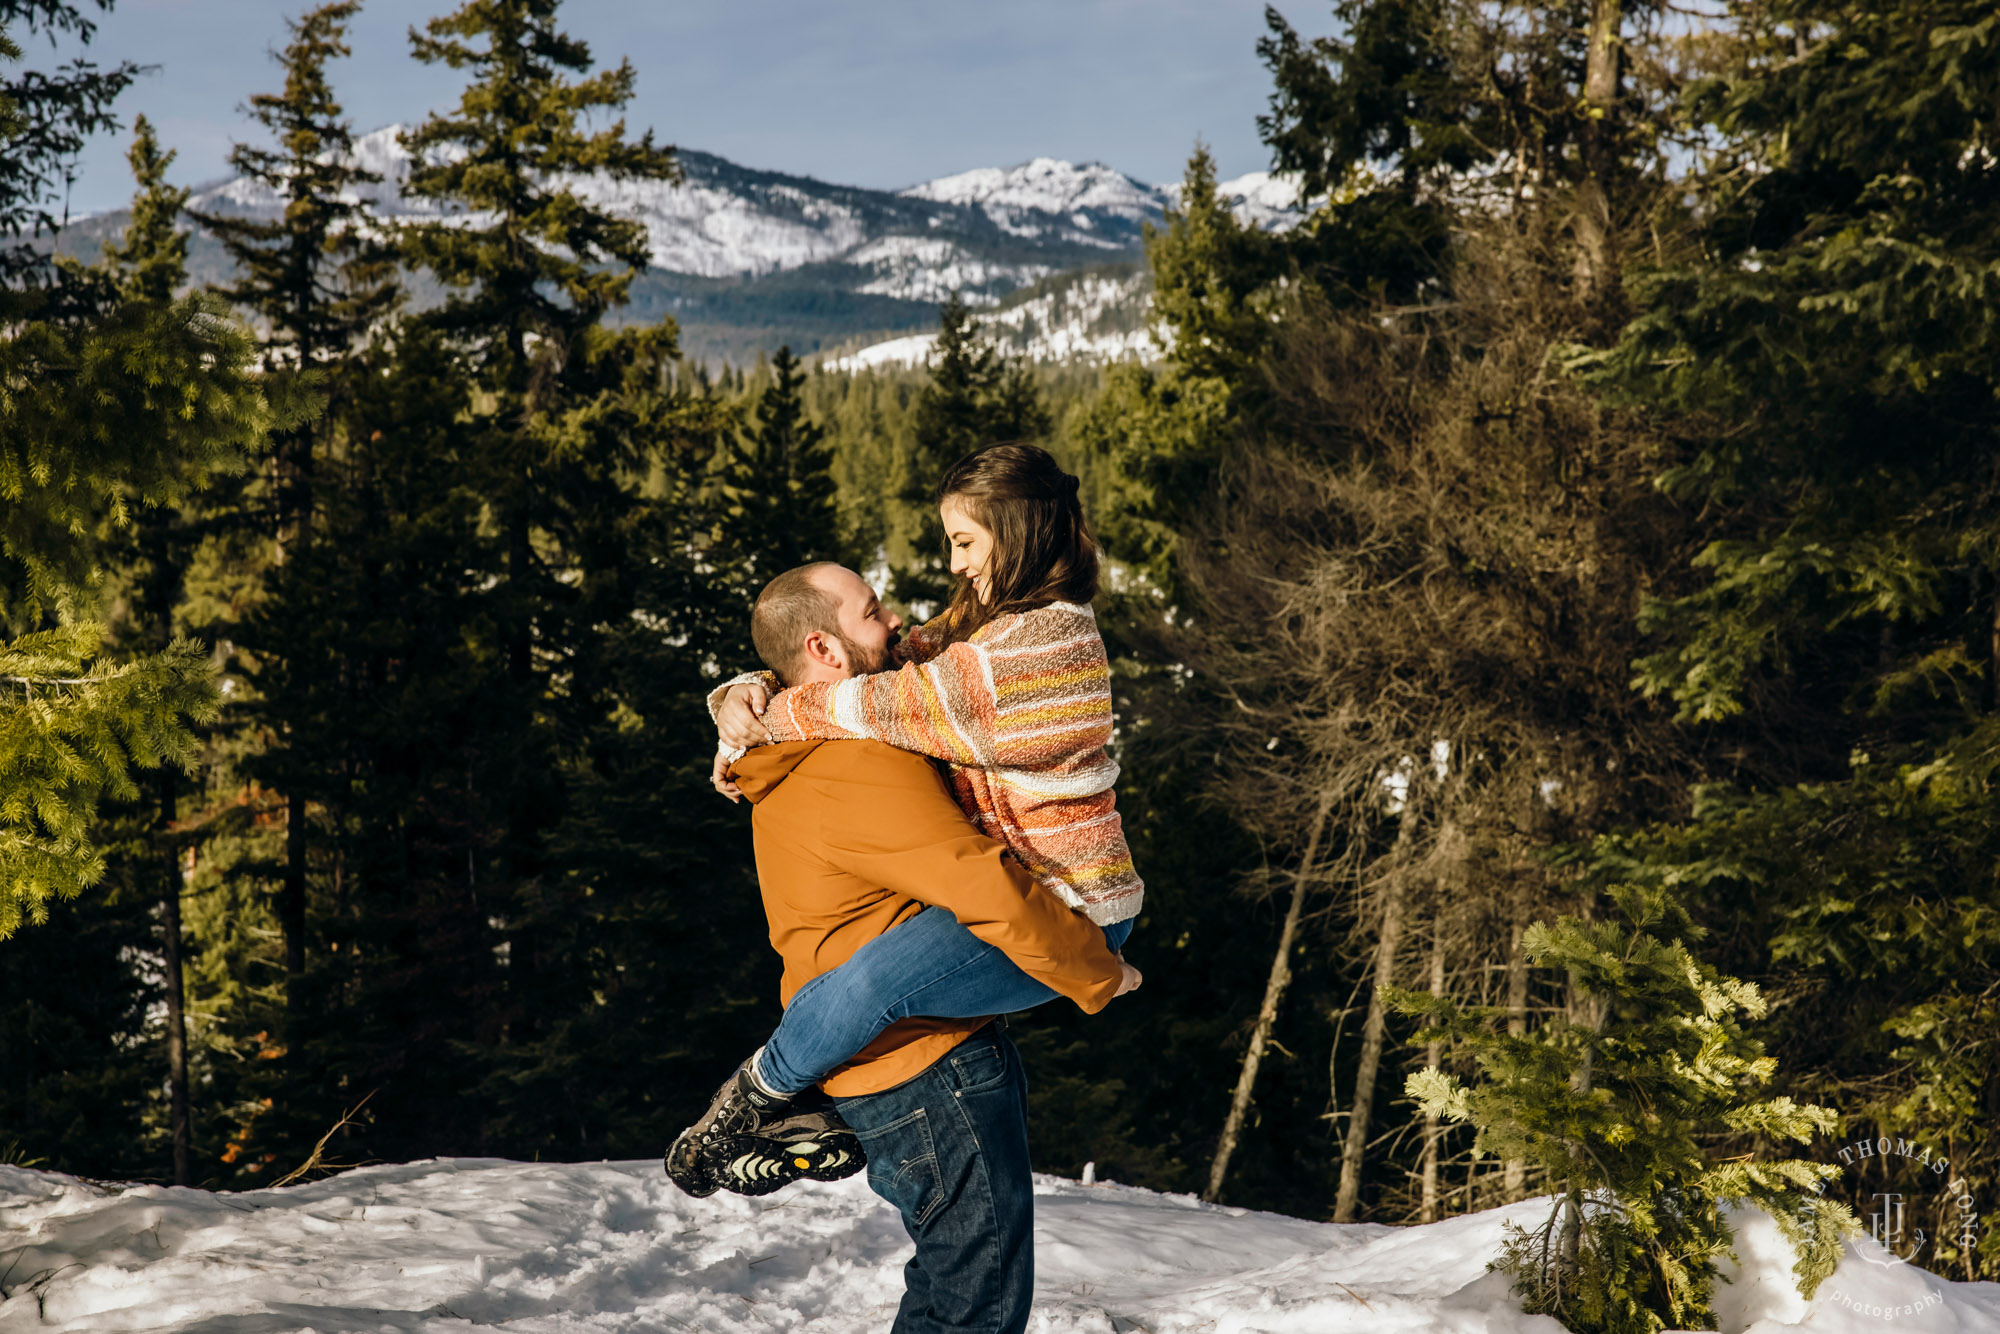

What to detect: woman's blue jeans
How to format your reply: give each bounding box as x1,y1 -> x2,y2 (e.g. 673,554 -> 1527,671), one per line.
757,906 -> 1133,1096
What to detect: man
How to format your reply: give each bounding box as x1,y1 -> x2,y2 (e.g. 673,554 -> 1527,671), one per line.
678,561 -> 1131,1334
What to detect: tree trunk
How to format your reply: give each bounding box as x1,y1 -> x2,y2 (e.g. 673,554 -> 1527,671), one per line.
1204,794 -> 1333,1203
1559,969 -> 1609,1270
278,414 -> 313,1010
1333,854 -> 1409,1222
1572,0 -> 1624,305
1987,570 -> 1999,713
283,787 -> 306,1007
159,768 -> 191,1187
1420,919 -> 1446,1223
1504,917 -> 1530,1200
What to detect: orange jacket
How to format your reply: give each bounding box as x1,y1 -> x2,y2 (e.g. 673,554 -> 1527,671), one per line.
732,738 -> 1123,1096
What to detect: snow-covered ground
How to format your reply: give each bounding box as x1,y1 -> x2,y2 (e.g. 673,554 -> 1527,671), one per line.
2,1161 -> 1993,1333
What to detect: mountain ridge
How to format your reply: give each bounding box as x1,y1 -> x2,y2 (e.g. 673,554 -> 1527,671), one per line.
57,128 -> 1297,364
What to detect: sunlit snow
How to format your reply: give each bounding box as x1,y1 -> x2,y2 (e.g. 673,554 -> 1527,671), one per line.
3,1161 -> 1993,1333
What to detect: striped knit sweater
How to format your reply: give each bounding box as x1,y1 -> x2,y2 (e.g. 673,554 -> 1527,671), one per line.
715,601 -> 1143,927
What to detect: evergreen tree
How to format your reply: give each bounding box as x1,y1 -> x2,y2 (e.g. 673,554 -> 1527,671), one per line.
180,0 -> 761,1172
401,0 -> 678,384
909,294 -> 1003,477
1,225 -> 282,936
394,0 -> 680,1053
0,13 -> 290,1184
191,0 -> 395,377
93,111 -> 206,1185
397,0 -> 679,710
1260,0 -> 1671,316
0,1 -> 143,281
1070,1 -> 1709,1222
1258,0 -> 1490,299
99,114 -> 185,303
189,0 -> 396,1012
1399,885 -> 1852,1334
1566,0 -> 2000,1277
719,345 -> 841,575
895,294 -> 1051,607
1072,147 -> 1264,585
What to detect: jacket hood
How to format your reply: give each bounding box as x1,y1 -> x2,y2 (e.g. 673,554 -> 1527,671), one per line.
730,741 -> 825,804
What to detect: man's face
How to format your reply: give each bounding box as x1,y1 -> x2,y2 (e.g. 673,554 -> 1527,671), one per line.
814,566 -> 903,677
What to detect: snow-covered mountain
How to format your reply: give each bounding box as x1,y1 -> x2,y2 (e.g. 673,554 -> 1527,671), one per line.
902,157 -> 1167,243
828,263 -> 1158,371
70,128 -> 1298,363
186,126 -> 1295,300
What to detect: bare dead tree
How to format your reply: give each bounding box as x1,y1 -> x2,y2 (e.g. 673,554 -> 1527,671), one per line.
1167,202 -> 1699,1221
1420,916 -> 1447,1223
1205,793 -> 1335,1202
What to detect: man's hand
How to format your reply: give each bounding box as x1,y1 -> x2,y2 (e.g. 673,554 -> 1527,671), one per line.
1114,955 -> 1142,998
716,680 -> 773,751
711,752 -> 743,803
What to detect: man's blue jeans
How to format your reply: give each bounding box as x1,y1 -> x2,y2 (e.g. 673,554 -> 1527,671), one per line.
758,906 -> 1134,1095
832,1024 -> 1036,1334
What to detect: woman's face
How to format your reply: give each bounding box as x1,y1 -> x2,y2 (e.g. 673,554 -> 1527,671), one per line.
941,496 -> 996,603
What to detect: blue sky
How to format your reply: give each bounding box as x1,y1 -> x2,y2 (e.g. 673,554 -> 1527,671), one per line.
37,0 -> 1341,215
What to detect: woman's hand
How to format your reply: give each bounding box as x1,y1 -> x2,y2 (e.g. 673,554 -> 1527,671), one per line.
716,680 -> 773,751
1113,954 -> 1142,998
711,752 -> 743,803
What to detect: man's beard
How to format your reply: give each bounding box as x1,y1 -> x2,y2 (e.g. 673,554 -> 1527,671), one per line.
839,630 -> 895,676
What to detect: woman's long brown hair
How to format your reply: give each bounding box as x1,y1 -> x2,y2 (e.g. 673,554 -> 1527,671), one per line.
935,443 -> 1100,645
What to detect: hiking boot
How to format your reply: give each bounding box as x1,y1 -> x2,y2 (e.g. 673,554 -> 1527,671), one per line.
664,1054 -> 864,1198
698,1104 -> 866,1198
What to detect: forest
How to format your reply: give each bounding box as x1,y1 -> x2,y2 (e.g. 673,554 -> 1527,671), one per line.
3,2 -> 1996,1331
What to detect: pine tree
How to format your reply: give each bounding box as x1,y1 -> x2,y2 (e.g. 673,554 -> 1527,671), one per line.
0,1 -> 143,282
894,294 -> 1051,607
1399,885 -> 1853,1334
398,0 -> 680,694
100,115 -> 187,304
93,112 -> 208,1185
199,0 -> 738,1169
1254,0 -> 1463,309
2,209 -> 284,937
1564,1 -> 2000,1277
191,0 -> 395,378
909,294 -> 1002,479
189,0 -> 396,1012
719,345 -> 841,576
401,0 -> 678,383
0,16 -> 290,1182
1071,147 -> 1264,586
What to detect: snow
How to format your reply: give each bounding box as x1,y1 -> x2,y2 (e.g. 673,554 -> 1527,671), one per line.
1158,170 -> 1308,231
898,160 -> 1308,243
847,237 -> 1050,305
4,1162 -> 1993,1334
190,127 -> 874,279
180,129 -> 1308,322
827,270 -> 1158,372
826,333 -> 941,373
901,159 -> 1163,240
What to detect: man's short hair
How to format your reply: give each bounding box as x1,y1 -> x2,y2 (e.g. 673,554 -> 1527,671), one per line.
751,562 -> 843,685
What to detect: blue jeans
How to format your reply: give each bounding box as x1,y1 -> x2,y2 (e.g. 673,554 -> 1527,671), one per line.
833,1024 -> 1035,1334
759,906 -> 1134,1095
